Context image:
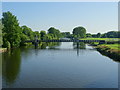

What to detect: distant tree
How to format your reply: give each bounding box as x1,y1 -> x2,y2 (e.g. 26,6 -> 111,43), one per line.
34,31 -> 40,40
100,31 -> 119,38
48,27 -> 61,39
86,33 -> 92,38
73,26 -> 86,38
96,33 -> 101,38
91,34 -> 97,38
21,25 -> 34,40
118,31 -> 120,38
101,33 -> 107,38
61,32 -> 71,38
106,31 -> 118,38
40,30 -> 46,40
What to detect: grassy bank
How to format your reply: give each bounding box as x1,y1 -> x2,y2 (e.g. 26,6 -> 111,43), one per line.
80,38 -> 119,41
96,44 -> 120,61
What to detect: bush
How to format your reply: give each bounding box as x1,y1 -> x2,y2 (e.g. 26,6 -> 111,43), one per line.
3,41 -> 11,49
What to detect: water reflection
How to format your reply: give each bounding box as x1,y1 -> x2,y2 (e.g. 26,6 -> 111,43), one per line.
35,42 -> 87,56
73,42 -> 86,56
2,49 -> 21,86
2,42 -> 118,88
37,42 -> 61,49
73,42 -> 86,49
2,42 -> 87,86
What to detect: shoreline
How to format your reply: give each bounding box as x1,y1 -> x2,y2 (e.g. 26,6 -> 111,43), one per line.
0,48 -> 7,53
95,44 -> 120,61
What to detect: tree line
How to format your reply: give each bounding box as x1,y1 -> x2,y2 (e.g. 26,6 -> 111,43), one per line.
0,11 -> 119,49
86,31 -> 120,38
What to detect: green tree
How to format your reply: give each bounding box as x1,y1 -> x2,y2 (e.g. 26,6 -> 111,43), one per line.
20,33 -> 29,46
96,33 -> 101,38
61,32 -> 71,38
86,33 -> 92,38
0,19 -> 3,46
40,30 -> 46,40
73,26 -> 86,38
2,11 -> 22,48
48,27 -> 61,39
21,25 -> 34,40
34,31 -> 40,40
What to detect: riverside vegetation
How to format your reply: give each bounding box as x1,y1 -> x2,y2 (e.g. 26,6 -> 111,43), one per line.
0,11 -> 120,61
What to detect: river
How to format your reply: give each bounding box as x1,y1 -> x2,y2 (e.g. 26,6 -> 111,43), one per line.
2,42 -> 118,88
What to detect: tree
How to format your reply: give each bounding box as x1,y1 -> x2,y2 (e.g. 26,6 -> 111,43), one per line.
2,11 -> 22,48
20,33 -> 29,46
61,32 -> 71,38
40,31 -> 46,40
48,27 -> 61,39
21,25 -> 34,40
106,31 -> 118,38
34,31 -> 40,40
96,33 -> 101,38
101,33 -> 107,38
0,19 -> 3,47
73,26 -> 86,38
86,33 -> 92,38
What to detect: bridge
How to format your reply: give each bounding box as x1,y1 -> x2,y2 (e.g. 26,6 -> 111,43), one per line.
25,39 -> 105,43
24,39 -> 106,47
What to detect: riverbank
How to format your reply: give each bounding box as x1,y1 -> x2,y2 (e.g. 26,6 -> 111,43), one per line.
95,44 -> 120,61
80,38 -> 119,42
0,48 -> 7,53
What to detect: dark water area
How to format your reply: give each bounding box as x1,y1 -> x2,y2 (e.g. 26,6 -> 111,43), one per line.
2,42 -> 118,88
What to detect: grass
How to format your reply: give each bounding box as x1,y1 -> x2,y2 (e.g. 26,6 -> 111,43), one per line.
97,44 -> 120,50
80,38 -> 120,41
96,44 -> 120,61
96,44 -> 120,56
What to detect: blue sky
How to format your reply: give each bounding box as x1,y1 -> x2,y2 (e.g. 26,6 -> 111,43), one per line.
2,2 -> 118,34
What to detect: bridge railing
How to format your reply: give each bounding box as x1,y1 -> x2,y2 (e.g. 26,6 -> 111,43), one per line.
24,39 -> 106,43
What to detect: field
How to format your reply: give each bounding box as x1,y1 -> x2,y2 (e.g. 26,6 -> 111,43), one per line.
80,38 -> 120,41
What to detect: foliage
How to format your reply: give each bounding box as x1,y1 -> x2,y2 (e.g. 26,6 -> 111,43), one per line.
0,19 -> 3,46
48,27 -> 62,39
3,40 -> 11,49
40,31 -> 46,40
73,26 -> 86,38
2,11 -> 22,48
21,25 -> 34,40
61,32 -> 71,38
90,31 -> 119,38
86,33 -> 92,38
1,11 -> 120,49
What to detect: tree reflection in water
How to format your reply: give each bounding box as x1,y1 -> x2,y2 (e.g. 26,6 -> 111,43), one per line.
73,42 -> 86,56
2,48 -> 21,86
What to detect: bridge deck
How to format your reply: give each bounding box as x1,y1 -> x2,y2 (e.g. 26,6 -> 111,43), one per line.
25,40 -> 105,43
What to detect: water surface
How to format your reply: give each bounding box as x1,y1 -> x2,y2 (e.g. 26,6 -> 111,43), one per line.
2,42 -> 118,88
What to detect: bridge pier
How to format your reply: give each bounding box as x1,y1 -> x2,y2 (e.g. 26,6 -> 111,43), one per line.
34,40 -> 39,48
99,40 -> 106,44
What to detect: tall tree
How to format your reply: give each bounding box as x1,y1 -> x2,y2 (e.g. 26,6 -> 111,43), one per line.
48,27 -> 61,39
73,26 -> 86,38
2,11 -> 22,48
